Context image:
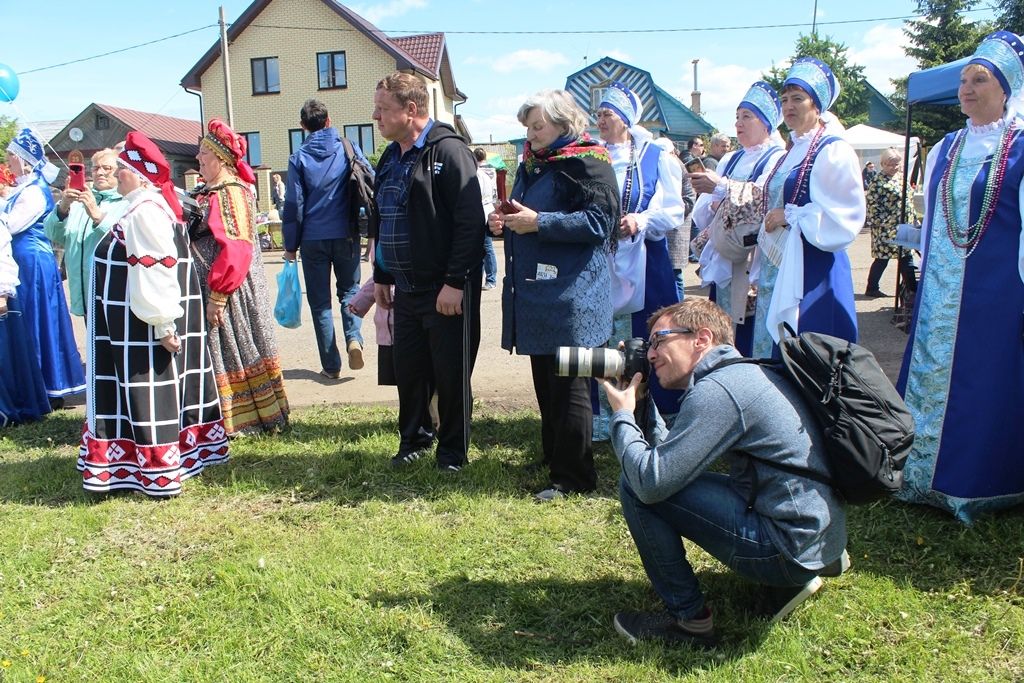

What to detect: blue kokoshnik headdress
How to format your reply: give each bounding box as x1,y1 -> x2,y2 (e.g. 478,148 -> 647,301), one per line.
784,57 -> 841,113
599,81 -> 641,128
7,128 -> 59,183
969,30 -> 1024,98
738,81 -> 782,132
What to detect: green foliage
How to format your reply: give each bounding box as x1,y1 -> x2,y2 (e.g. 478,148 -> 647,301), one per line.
0,115 -> 17,164
1,406 -> 1023,681
367,140 -> 391,167
892,0 -> 993,146
995,0 -> 1024,35
762,33 -> 871,127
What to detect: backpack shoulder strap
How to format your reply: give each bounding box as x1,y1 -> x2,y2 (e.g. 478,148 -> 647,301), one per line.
339,135 -> 356,164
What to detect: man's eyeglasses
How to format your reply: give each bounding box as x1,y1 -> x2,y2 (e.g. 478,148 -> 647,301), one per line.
648,328 -> 694,350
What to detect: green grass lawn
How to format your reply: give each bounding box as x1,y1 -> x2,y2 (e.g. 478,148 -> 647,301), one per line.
1,405 -> 1022,682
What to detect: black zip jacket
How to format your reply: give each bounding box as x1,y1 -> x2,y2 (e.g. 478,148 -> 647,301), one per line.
372,121 -> 485,290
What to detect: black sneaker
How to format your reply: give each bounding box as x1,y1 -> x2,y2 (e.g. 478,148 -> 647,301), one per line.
613,610 -> 718,648
437,462 -> 463,474
390,448 -> 429,468
819,549 -> 851,578
761,576 -> 823,623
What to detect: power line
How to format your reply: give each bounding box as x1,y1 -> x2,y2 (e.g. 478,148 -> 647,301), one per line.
20,25 -> 217,74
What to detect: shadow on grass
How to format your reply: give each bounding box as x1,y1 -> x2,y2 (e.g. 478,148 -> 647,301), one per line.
369,573 -> 770,672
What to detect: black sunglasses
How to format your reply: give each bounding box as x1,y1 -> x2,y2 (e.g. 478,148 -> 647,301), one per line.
648,327 -> 695,350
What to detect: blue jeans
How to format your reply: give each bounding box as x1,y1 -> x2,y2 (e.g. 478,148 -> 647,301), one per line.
619,473 -> 818,620
300,238 -> 364,373
483,235 -> 497,286
673,268 -> 685,301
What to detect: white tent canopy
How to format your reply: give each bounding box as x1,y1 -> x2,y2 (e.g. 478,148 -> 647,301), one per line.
843,124 -> 920,176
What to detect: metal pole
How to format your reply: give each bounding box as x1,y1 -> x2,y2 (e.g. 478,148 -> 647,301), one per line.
219,6 -> 234,127
812,0 -> 819,36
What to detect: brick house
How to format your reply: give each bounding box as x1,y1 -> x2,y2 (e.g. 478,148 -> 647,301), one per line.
179,0 -> 469,176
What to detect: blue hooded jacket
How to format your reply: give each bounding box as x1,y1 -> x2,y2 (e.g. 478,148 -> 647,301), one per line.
281,127 -> 370,250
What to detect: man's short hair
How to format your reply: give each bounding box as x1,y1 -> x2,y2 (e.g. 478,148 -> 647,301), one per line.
376,72 -> 429,116
710,132 -> 731,146
648,299 -> 735,347
687,137 -> 704,152
473,147 -> 487,162
300,99 -> 330,132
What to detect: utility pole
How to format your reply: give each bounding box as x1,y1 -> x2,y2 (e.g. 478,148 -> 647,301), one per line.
812,0 -> 819,36
220,6 -> 234,127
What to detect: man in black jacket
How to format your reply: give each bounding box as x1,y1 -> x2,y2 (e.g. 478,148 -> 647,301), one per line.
372,72 -> 485,471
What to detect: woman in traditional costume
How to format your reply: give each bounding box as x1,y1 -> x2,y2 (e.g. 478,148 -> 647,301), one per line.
1,128 -> 85,403
897,30 -> 1024,523
594,82 -> 686,432
753,58 -> 864,359
690,81 -> 786,356
192,119 -> 289,436
0,209 -> 50,426
487,89 -> 619,501
78,132 -> 228,497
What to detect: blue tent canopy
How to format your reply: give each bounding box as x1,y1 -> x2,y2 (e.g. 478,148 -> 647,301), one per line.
907,57 -> 969,106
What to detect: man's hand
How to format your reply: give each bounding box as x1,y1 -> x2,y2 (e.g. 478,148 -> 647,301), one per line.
436,284 -> 463,316
599,372 -> 644,414
374,283 -> 393,310
283,250 -> 298,262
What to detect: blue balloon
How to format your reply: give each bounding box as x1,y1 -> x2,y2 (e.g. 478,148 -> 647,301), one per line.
0,63 -> 19,103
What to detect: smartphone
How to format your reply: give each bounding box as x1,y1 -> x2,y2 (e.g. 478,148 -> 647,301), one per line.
685,157 -> 706,174
498,198 -> 520,214
68,163 -> 87,191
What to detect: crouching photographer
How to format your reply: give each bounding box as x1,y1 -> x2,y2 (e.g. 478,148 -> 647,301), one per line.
600,299 -> 848,647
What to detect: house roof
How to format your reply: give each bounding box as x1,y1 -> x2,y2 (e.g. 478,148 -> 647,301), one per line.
93,104 -> 202,156
180,0 -> 465,100
26,120 -> 71,143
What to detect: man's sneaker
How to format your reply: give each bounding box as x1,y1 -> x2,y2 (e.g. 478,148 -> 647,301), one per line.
319,369 -> 341,380
482,282 -> 496,290
437,462 -> 463,474
763,576 -> 823,623
613,610 -> 718,648
819,549 -> 851,578
534,486 -> 568,502
391,448 -> 429,468
347,340 -> 364,370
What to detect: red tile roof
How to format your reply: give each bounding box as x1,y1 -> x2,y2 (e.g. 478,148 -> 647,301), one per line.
95,104 -> 201,156
389,33 -> 444,73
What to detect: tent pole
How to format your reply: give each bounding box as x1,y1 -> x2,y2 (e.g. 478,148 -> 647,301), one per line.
894,103 -> 915,318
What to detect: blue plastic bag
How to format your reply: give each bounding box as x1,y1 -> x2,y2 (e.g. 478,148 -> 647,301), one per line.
274,260 -> 302,328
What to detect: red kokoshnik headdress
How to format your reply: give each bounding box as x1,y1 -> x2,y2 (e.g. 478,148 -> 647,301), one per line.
200,118 -> 257,185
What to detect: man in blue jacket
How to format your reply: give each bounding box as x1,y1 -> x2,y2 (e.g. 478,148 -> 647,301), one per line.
371,72 -> 484,472
602,299 -> 848,647
282,99 -> 370,378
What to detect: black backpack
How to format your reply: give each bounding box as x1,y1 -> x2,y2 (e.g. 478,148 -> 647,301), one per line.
716,328 -> 914,505
339,136 -> 379,239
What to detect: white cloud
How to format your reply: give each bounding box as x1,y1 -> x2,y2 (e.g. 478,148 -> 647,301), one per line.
349,0 -> 427,25
605,49 -> 633,63
492,49 -> 570,74
668,59 -> 764,133
848,23 -> 917,95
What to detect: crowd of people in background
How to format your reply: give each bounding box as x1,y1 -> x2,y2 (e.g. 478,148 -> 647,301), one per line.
1,28 -> 1023,645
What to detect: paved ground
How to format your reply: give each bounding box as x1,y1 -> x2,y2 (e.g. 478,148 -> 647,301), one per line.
68,232 -> 908,412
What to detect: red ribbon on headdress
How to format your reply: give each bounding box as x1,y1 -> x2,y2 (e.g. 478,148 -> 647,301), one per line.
207,118 -> 257,185
0,163 -> 14,187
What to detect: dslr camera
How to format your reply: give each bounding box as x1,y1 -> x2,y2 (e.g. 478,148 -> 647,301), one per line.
555,338 -> 650,381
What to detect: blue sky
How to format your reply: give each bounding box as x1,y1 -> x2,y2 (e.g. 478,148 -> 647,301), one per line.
0,0 -> 997,143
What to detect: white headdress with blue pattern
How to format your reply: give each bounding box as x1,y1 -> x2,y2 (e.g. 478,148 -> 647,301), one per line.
7,128 -> 59,184
784,57 -> 841,113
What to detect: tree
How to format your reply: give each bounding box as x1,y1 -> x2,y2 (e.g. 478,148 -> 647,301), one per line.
890,0 -> 992,146
762,33 -> 871,128
0,115 -> 17,164
994,0 -> 1024,35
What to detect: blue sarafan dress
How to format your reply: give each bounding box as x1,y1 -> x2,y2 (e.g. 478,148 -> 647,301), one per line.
1,173 -> 86,399
0,217 -> 50,426
897,117 -> 1024,523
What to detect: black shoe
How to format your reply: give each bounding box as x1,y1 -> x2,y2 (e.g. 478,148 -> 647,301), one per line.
758,576 -> 823,623
613,610 -> 718,648
819,549 -> 851,578
390,447 -> 430,468
864,288 -> 887,298
437,462 -> 463,474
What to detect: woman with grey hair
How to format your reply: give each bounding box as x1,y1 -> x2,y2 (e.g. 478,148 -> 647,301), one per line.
487,89 -> 619,501
864,147 -> 917,297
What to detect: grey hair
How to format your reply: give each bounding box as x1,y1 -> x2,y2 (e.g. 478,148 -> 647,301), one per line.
517,90 -> 588,138
880,147 -> 903,163
710,132 -> 731,145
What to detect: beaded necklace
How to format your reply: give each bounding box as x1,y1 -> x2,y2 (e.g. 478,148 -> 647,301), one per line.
939,119 -> 1018,257
620,138 -> 636,214
760,124 -> 826,216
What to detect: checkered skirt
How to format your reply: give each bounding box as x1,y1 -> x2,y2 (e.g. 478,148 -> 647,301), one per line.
78,221 -> 229,496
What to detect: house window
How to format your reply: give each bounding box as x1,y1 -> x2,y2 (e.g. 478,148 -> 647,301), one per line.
289,128 -> 308,154
251,57 -> 280,95
590,87 -> 609,114
96,114 -> 110,130
343,125 -> 374,156
242,132 -> 262,167
317,51 -> 347,90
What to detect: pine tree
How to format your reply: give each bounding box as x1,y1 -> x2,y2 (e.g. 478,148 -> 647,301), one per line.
994,0 -> 1024,35
0,116 -> 18,164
